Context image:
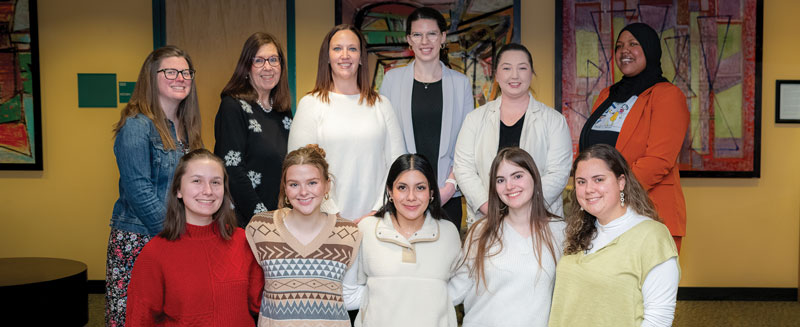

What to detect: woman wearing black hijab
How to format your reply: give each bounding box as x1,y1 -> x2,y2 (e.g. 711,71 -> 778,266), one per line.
578,22 -> 689,251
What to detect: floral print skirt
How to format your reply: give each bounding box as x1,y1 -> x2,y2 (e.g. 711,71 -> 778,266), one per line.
105,228 -> 151,327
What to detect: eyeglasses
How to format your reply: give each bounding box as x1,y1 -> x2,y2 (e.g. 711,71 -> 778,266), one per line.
157,68 -> 195,80
409,31 -> 442,43
253,56 -> 280,68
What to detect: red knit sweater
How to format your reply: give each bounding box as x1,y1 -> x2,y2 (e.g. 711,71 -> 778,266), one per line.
126,223 -> 264,326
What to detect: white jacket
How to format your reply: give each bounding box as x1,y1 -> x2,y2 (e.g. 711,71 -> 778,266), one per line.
453,93 -> 573,225
344,213 -> 461,327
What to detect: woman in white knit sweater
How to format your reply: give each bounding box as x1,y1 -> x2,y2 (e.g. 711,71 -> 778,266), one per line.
288,24 -> 405,220
449,147 -> 566,327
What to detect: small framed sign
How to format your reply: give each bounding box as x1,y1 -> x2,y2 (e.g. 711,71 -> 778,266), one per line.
776,80 -> 800,123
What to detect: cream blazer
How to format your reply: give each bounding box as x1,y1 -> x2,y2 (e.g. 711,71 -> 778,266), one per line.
453,94 -> 573,225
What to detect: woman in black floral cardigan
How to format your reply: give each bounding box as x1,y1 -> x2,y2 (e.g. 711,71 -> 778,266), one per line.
214,32 -> 293,226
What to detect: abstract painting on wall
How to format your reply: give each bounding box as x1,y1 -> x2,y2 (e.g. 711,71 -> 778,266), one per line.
0,0 -> 41,170
557,0 -> 762,177
336,0 -> 520,106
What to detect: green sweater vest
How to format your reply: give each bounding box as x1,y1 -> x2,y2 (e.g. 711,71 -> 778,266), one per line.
548,219 -> 678,327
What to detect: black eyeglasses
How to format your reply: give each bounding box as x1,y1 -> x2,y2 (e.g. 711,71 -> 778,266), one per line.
253,56 -> 280,68
157,68 -> 195,80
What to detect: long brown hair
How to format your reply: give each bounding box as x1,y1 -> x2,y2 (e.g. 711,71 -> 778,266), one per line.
113,46 -> 203,150
160,149 -> 237,241
309,24 -> 379,106
563,144 -> 659,254
460,147 -> 560,289
220,32 -> 291,112
277,144 -> 331,209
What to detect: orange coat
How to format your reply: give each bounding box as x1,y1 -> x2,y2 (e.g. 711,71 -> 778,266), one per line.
591,82 -> 689,237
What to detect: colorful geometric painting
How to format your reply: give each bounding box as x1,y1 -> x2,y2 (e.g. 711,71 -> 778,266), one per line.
557,0 -> 762,177
0,0 -> 41,170
337,0 -> 520,106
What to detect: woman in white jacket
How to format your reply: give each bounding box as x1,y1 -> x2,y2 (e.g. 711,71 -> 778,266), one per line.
343,154 -> 461,327
454,43 -> 572,227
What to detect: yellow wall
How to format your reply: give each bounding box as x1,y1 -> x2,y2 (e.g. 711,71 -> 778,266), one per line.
0,0 -> 153,279
1,0 -> 797,287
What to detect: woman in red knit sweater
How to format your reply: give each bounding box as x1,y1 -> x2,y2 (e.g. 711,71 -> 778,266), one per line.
126,149 -> 264,326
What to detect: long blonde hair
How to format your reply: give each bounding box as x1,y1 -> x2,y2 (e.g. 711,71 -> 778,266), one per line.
113,46 -> 203,150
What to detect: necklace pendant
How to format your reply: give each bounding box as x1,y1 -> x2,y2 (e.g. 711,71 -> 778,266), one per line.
424,84 -> 428,90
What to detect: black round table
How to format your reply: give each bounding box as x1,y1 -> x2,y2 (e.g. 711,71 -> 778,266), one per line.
0,257 -> 88,326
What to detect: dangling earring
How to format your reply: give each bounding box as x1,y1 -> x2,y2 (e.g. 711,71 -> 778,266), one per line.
441,42 -> 446,50
620,191 -> 625,207
579,207 -> 584,211
430,195 -> 434,202
324,193 -> 330,200
285,196 -> 290,206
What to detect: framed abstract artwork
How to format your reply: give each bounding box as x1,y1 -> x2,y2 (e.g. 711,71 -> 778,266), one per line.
556,0 -> 762,177
0,0 -> 41,170
336,0 -> 520,106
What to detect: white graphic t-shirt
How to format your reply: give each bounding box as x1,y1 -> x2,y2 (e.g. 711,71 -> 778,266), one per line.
591,95 -> 638,133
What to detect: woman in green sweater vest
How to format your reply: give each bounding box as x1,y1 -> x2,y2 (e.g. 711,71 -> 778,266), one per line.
549,144 -> 679,327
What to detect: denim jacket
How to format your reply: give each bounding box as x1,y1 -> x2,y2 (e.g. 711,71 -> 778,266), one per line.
110,114 -> 184,236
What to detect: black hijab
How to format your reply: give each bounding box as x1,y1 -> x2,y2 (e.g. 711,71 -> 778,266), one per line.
607,23 -> 668,102
578,23 -> 668,151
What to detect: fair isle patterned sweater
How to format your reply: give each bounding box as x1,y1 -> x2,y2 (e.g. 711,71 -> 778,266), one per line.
246,208 -> 361,327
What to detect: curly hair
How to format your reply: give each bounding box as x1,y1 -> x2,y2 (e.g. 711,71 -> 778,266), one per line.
563,144 -> 659,254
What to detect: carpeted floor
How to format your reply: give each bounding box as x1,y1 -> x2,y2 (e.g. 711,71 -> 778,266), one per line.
86,294 -> 800,326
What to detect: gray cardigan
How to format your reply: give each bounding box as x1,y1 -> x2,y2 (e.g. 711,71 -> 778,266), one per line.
379,61 -> 474,189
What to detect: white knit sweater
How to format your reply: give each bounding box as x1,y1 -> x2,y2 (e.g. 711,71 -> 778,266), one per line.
448,219 -> 567,326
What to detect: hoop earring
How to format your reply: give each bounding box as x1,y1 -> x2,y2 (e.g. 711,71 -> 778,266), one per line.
388,196 -> 393,203
620,191 -> 625,207
284,196 -> 290,206
441,43 -> 446,50
324,193 -> 330,200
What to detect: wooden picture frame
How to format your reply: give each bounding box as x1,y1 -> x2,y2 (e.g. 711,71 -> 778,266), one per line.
0,0 -> 43,170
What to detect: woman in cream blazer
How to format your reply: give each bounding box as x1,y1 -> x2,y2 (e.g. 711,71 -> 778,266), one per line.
454,44 -> 572,226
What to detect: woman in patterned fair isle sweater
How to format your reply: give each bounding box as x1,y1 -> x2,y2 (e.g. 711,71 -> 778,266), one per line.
126,149 -> 264,326
246,144 -> 362,327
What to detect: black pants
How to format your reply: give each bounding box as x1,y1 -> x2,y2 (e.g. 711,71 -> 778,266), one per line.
442,196 -> 463,233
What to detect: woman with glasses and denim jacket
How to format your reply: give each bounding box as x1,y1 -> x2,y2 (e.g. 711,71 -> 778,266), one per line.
379,7 -> 474,232
214,32 -> 293,227
106,45 -> 203,326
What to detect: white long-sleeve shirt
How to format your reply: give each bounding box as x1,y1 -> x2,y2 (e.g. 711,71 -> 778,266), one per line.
589,209 -> 680,327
